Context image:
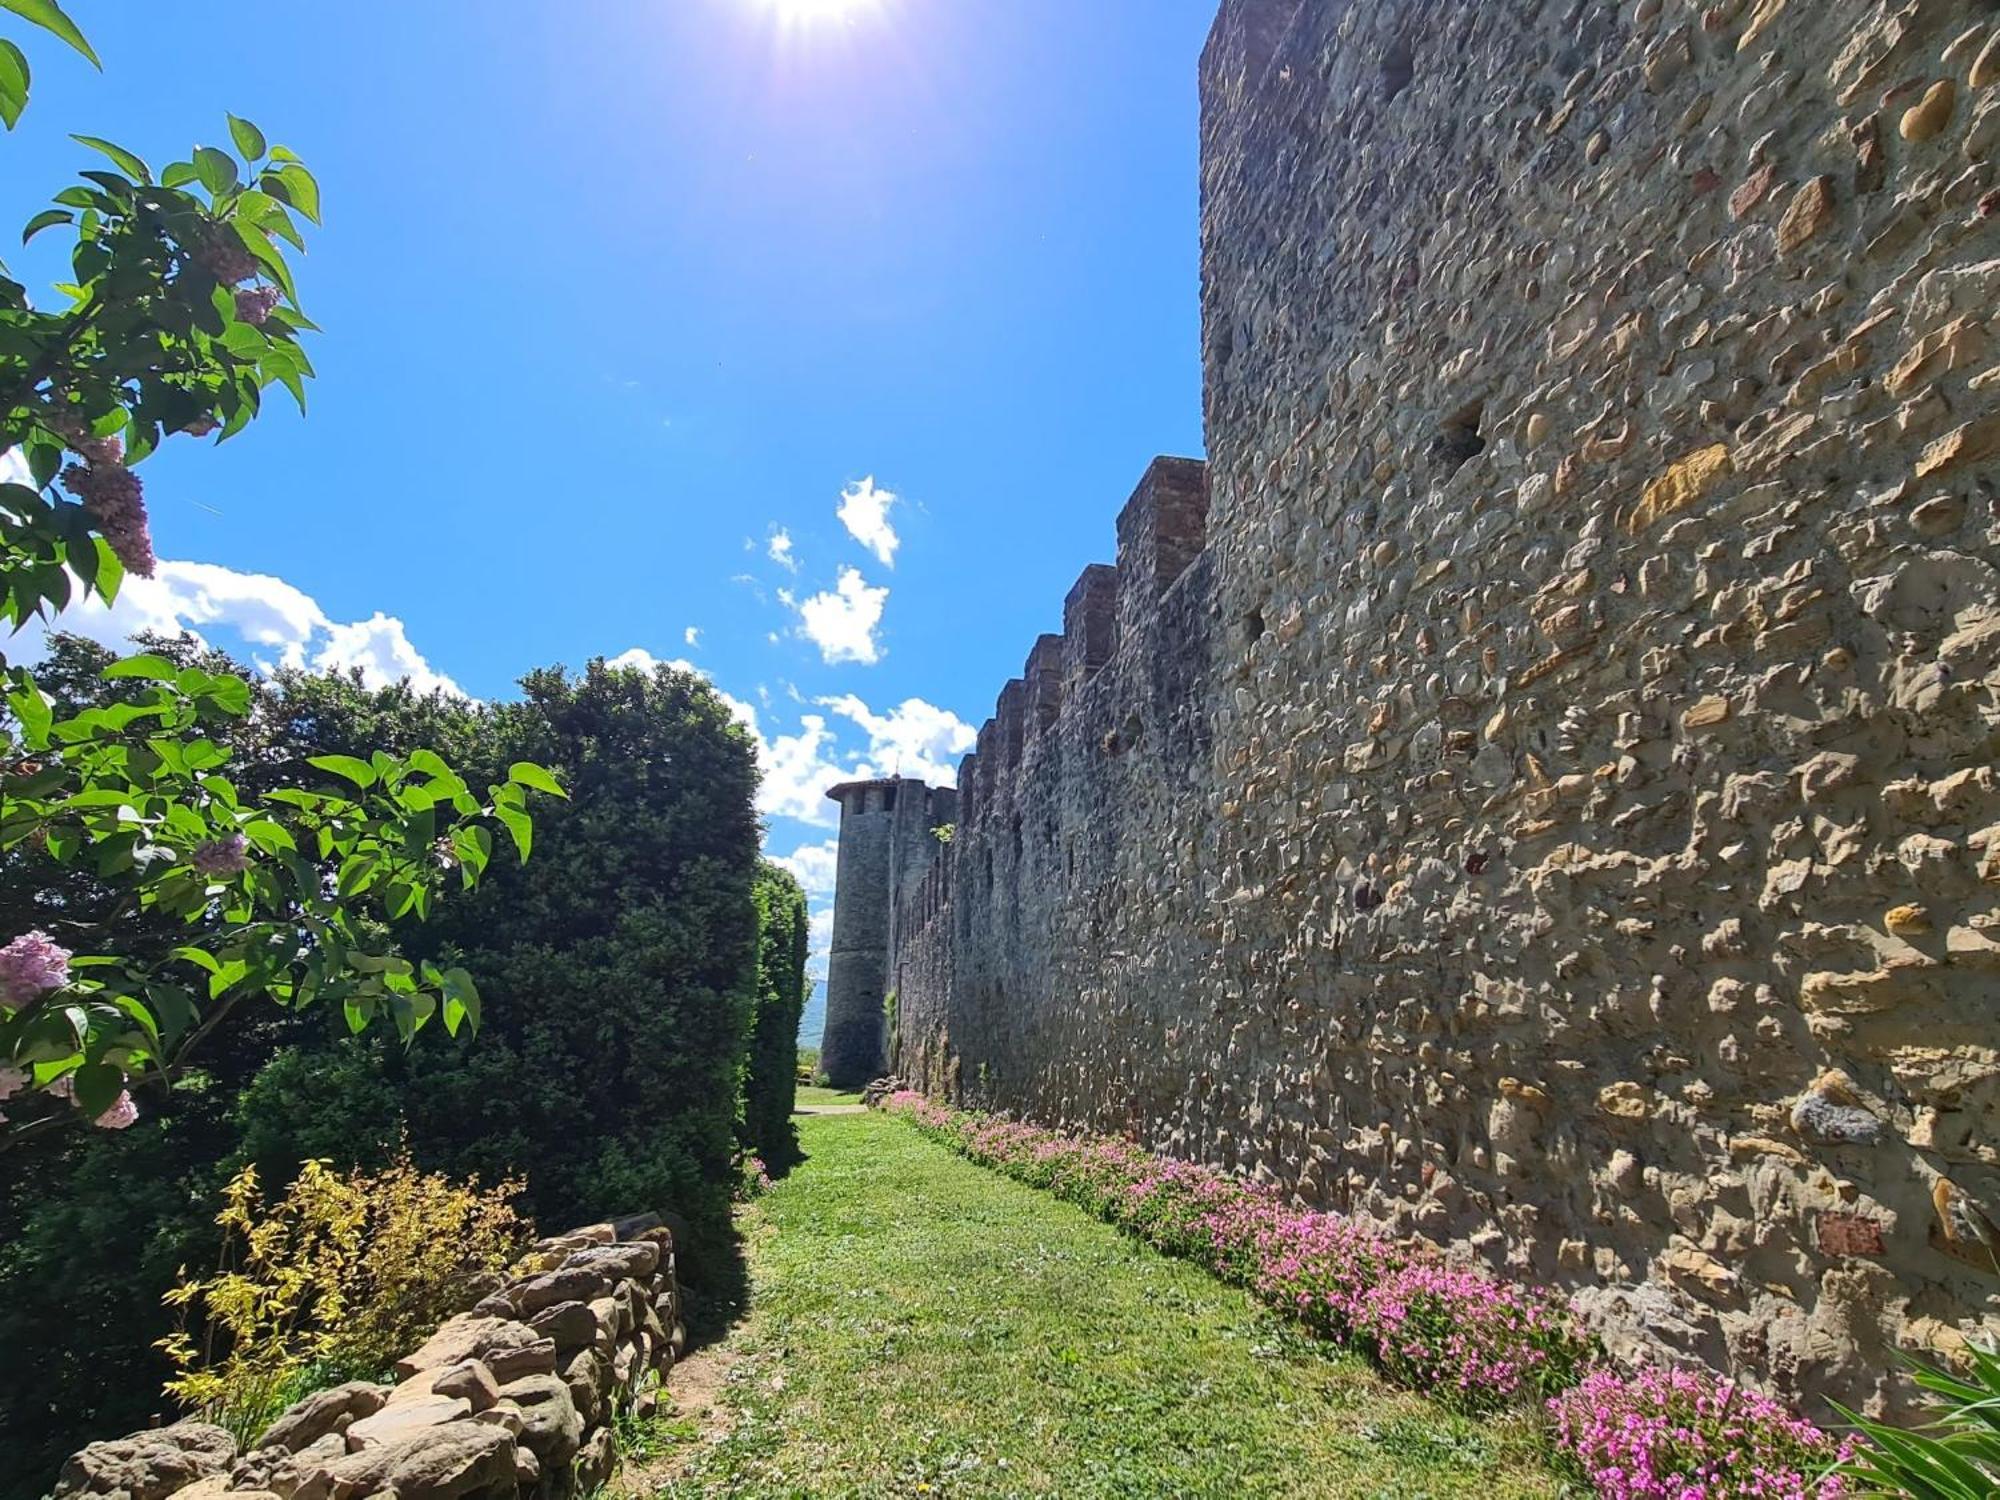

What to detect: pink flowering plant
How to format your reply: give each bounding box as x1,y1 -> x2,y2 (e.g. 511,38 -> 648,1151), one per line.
884,1092 -> 1859,1493
1550,1366 -> 1856,1499
0,7 -> 563,1147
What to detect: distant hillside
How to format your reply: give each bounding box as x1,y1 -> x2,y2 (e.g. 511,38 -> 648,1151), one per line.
798,979 -> 826,1049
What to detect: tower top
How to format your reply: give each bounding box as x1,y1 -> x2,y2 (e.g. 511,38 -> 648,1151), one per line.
825,775 -> 926,804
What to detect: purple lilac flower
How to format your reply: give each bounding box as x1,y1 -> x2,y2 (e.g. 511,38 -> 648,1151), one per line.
0,930 -> 71,1009
92,1091 -> 139,1131
196,230 -> 259,286
234,285 -> 281,326
59,459 -> 156,578
191,834 -> 252,878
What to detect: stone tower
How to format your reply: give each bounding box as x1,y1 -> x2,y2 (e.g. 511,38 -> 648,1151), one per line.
821,777 -> 957,1090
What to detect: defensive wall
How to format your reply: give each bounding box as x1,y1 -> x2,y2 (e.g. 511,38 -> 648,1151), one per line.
843,0 -> 2000,1407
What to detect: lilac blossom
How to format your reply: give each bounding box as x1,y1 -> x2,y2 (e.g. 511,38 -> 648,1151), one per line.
234,285 -> 281,326
191,833 -> 252,877
60,459 -> 156,578
0,930 -> 71,1008
92,1091 -> 139,1131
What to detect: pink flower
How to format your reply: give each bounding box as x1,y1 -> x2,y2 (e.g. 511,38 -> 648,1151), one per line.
60,459 -> 156,578
92,1091 -> 139,1131
234,286 -> 281,326
0,930 -> 71,1008
192,834 -> 252,877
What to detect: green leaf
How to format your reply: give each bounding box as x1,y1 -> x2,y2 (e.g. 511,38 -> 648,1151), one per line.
20,206 -> 70,243
440,967 -> 481,1037
7,680 -> 51,747
494,804 -> 533,864
0,0 -> 98,66
70,1060 -> 122,1117
193,145 -> 237,195
226,113 -> 266,161
69,134 -> 149,182
196,673 -> 252,716
101,653 -> 180,682
308,753 -> 378,789
507,761 -> 569,799
270,162 -> 320,224
159,159 -> 197,189
0,38 -> 26,129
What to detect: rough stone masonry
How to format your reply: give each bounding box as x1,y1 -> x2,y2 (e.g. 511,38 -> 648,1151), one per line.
837,0 -> 2000,1410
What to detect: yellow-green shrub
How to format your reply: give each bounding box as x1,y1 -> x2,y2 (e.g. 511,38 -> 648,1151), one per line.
159,1153 -> 529,1441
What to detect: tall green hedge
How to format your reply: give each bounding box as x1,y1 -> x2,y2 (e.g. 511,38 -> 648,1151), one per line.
741,863 -> 809,1168
0,645 -> 765,1498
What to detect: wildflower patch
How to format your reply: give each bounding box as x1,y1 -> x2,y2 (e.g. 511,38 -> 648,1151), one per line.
882,1092 -> 1853,1497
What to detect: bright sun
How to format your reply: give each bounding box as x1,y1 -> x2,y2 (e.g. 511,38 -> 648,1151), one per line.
764,0 -> 874,26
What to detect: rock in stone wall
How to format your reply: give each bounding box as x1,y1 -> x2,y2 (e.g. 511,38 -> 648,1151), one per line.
54,1215 -> 688,1500
888,0 -> 2000,1412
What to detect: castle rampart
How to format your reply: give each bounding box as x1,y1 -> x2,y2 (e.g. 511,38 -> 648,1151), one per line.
844,0 -> 2000,1409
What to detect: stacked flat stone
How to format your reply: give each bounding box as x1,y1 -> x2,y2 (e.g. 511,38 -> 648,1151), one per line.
53,1215 -> 687,1500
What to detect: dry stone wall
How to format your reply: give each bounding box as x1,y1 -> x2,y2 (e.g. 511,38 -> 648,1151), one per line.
53,1215 -> 686,1500
886,0 -> 2000,1411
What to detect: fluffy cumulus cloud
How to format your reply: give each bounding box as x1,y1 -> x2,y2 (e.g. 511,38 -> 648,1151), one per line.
775,837 -> 839,901
27,557 -> 464,696
793,566 -> 888,666
836,477 -> 900,568
684,625 -> 701,647
817,693 -> 978,786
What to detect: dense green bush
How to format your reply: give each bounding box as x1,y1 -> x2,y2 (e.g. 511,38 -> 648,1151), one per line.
0,649 -> 775,1498
741,863 -> 808,1169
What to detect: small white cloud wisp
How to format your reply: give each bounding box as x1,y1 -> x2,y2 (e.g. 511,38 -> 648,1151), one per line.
836,477 -> 900,569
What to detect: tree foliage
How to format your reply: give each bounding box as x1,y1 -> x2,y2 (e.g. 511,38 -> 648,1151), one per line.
0,16 -> 554,1150
741,862 -> 808,1169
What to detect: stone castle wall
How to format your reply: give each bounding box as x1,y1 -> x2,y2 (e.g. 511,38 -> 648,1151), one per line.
880,0 -> 2000,1408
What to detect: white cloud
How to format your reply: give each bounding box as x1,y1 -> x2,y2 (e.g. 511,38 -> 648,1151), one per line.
25,556 -> 463,696
684,625 -> 701,647
766,527 -> 798,573
757,713 -> 844,824
793,567 -> 887,665
836,477 -> 900,568
817,693 -> 977,785
315,612 -> 463,696
775,837 -> 839,901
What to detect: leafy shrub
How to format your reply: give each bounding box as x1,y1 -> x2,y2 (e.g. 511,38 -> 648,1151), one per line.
1834,1341 -> 2000,1498
1549,1365 -> 1854,1498
160,1153 -> 528,1443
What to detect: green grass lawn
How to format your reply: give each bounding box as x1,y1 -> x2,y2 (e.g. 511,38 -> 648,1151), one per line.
651,1112 -> 1560,1499
792,1086 -> 864,1109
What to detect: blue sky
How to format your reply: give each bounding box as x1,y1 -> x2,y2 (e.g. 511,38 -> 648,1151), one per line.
6,0 -> 1214,1028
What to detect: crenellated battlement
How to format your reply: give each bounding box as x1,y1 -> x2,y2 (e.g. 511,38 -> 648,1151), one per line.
882,455 -> 1211,960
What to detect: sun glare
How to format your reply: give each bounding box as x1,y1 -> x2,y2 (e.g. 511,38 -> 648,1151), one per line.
763,0 -> 875,27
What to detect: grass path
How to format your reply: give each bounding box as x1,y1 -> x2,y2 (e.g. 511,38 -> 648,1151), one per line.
648,1112 -> 1560,1499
